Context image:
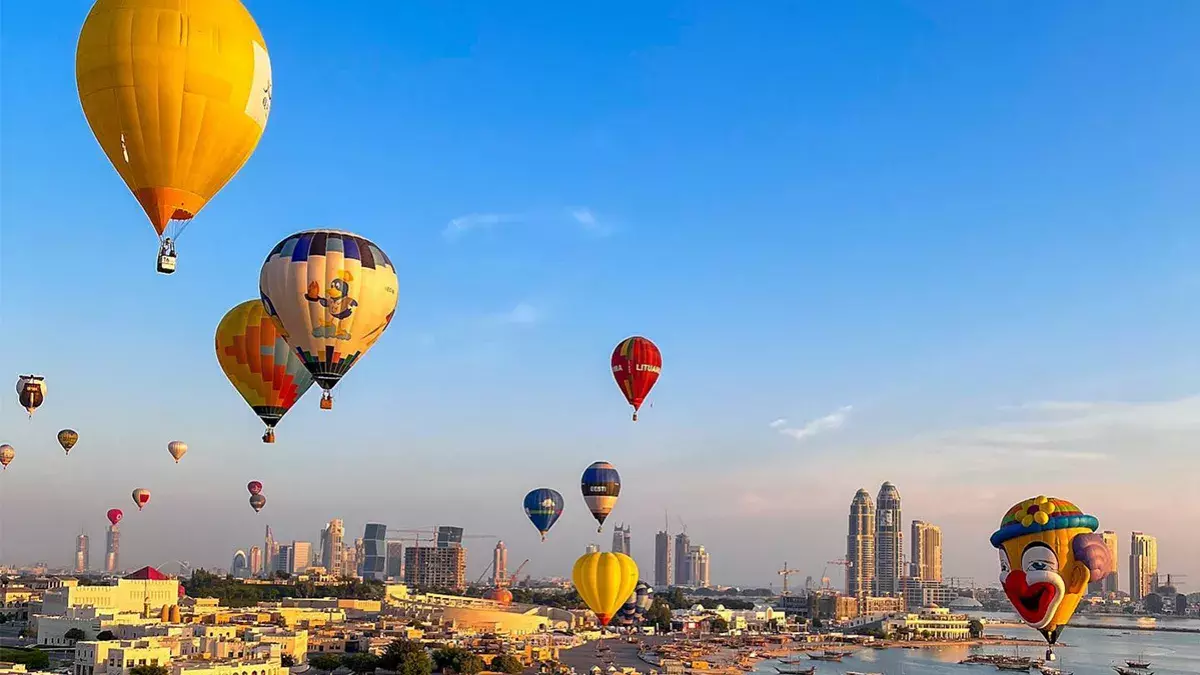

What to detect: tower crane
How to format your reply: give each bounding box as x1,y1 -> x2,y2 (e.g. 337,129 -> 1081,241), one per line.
777,562 -> 801,596
502,559 -> 530,588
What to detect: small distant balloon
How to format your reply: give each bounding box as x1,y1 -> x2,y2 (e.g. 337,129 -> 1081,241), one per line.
247,480 -> 263,496
249,493 -> 266,513
16,375 -> 46,417
167,441 -> 188,463
0,444 -> 14,469
132,488 -> 151,510
58,429 -> 79,455
106,509 -> 123,526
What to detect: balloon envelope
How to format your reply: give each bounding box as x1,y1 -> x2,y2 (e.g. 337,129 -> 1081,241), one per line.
249,494 -> 267,513
581,461 -> 621,530
167,441 -> 187,463
259,230 -> 399,406
75,0 -> 272,240
247,481 -> 263,496
16,375 -> 45,416
523,488 -> 564,540
0,444 -> 14,469
58,429 -> 79,454
572,552 -> 639,626
132,488 -> 151,510
611,336 -> 661,420
106,509 -> 123,526
215,300 -> 315,442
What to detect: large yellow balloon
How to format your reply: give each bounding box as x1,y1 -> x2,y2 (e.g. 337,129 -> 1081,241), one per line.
76,0 -> 272,241
572,552 -> 639,626
990,496 -> 1113,660
259,230 -> 399,409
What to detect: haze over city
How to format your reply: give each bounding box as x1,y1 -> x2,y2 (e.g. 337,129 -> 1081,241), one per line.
3,0 -> 1200,592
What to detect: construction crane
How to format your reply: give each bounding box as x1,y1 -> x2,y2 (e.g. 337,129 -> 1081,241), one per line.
823,559 -> 850,592
777,562 -> 801,596
946,576 -> 976,589
502,559 -> 530,588
1155,573 -> 1188,591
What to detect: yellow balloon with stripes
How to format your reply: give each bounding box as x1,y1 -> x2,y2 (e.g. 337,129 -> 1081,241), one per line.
572,552 -> 639,626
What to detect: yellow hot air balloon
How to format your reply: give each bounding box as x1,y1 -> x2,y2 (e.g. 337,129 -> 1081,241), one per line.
216,300 -> 316,443
76,0 -> 273,274
259,230 -> 399,410
572,552 -> 639,626
990,495 -> 1114,661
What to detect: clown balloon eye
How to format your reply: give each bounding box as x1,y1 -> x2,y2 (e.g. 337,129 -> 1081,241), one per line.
998,549 -> 1010,573
1021,545 -> 1059,573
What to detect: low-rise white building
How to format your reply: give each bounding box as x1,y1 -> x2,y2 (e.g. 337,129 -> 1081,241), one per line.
882,606 -> 970,640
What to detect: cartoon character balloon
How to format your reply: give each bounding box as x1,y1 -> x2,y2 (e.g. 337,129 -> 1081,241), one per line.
572,552 -> 639,627
990,495 -> 1113,661
249,494 -> 267,513
132,488 -> 151,510
106,509 -> 123,526
76,0 -> 272,270
247,481 -> 263,496
16,375 -> 45,417
259,230 -> 399,410
167,441 -> 188,463
58,430 -> 79,455
581,461 -> 621,532
523,488 -> 564,541
0,444 -> 14,469
611,336 -> 661,421
215,300 -> 315,442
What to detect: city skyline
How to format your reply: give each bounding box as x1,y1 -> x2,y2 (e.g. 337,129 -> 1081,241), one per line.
3,2 -> 1200,587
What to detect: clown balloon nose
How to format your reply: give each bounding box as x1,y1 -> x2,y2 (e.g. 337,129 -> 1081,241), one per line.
990,496 -> 1114,662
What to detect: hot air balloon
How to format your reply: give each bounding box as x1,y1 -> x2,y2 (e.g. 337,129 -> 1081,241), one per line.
523,488 -> 565,541
247,481 -> 263,496
990,495 -> 1113,661
634,581 -> 653,620
215,300 -> 316,442
16,375 -> 45,417
249,494 -> 266,513
0,444 -> 14,469
572,552 -> 639,627
76,0 -> 273,274
132,488 -> 151,510
106,509 -> 123,526
611,337 -> 661,421
581,461 -> 621,532
167,441 -> 188,463
259,230 -> 399,410
58,430 -> 79,455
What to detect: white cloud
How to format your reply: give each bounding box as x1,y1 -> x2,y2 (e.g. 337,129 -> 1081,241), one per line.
568,207 -> 614,236
772,405 -> 853,441
443,213 -> 522,240
494,302 -> 543,326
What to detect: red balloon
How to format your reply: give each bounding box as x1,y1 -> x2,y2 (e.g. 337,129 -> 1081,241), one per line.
247,481 -> 263,496
106,508 -> 123,526
611,336 -> 662,421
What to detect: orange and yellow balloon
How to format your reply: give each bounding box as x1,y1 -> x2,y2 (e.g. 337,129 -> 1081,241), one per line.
76,0 -> 272,253
572,552 -> 639,626
215,300 -> 315,442
990,495 -> 1113,660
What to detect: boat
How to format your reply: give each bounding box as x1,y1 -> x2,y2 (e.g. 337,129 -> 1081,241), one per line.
996,664 -> 1030,671
805,652 -> 844,662
773,668 -> 815,675
1113,668 -> 1153,675
845,672 -> 884,675
1039,668 -> 1072,675
1126,651 -> 1151,668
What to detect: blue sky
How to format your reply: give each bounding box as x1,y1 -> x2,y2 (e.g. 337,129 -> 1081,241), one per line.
2,1 -> 1199,587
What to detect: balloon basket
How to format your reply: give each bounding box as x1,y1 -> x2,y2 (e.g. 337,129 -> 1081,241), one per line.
320,392 -> 333,410
632,412 -> 638,421
262,429 -> 276,443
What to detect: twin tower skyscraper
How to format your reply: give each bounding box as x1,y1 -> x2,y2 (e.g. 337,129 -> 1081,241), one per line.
846,481 -> 937,597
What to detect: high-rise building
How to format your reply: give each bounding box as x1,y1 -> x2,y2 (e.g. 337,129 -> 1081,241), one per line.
231,550 -> 250,578
404,546 -> 466,590
875,482 -> 903,596
386,541 -> 404,580
354,538 -> 365,576
1089,531 -> 1119,595
436,526 -> 464,548
654,530 -> 672,588
674,533 -> 691,586
910,520 -> 943,582
321,519 -> 344,574
343,543 -> 359,579
264,526 -> 277,577
75,533 -> 90,573
493,541 -> 508,586
585,544 -> 599,555
248,546 -> 263,577
290,541 -> 312,574
276,545 -> 292,575
104,525 -> 119,573
847,488 -> 876,597
687,545 -> 710,588
612,524 -> 631,555
1129,532 -> 1158,603
362,524 -> 387,581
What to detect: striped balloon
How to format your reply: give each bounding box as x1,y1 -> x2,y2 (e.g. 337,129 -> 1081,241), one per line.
581,461 -> 621,532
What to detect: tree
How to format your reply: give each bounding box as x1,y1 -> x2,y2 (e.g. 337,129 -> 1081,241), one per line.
491,654 -> 524,674
130,666 -> 170,675
342,653 -> 381,674
64,628 -> 87,642
0,614 -> 7,624
646,598 -> 672,631
310,654 -> 343,671
281,655 -> 296,667
433,647 -> 485,675
709,617 -> 729,633
919,630 -> 931,640
380,639 -> 433,675
96,630 -> 117,641
968,619 -> 984,639
664,588 -> 688,610
0,648 -> 50,670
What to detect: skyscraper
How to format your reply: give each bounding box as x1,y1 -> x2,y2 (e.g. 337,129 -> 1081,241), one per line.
275,545 -> 292,574
688,545 -> 710,588
386,541 -> 404,580
612,524 -> 631,555
248,546 -> 263,577
674,533 -> 691,586
231,550 -> 250,578
264,525 -> 277,577
654,530 -> 673,588
404,546 -> 466,590
75,533 -> 90,573
910,520 -> 943,582
1129,531 -> 1158,602
436,526 -> 464,548
362,524 -> 387,581
104,525 -> 119,573
846,488 -> 876,597
492,541 -> 508,586
321,519 -> 344,574
875,482 -> 903,596
1101,531 -> 1119,595
291,541 -> 312,574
